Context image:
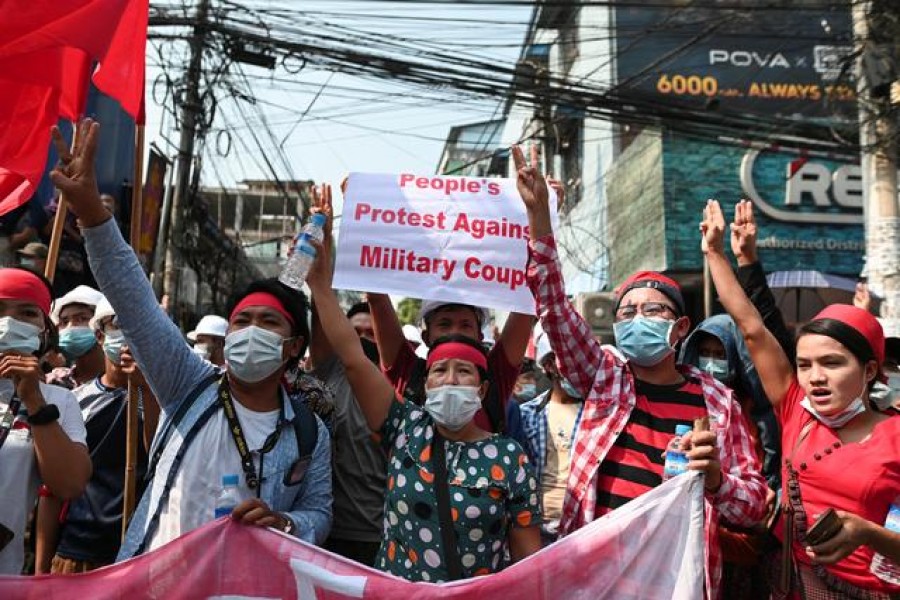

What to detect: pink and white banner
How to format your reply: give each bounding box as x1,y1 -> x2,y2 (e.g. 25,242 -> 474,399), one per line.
0,474 -> 705,599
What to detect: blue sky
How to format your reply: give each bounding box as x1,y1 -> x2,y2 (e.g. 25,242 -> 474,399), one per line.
145,1 -> 533,204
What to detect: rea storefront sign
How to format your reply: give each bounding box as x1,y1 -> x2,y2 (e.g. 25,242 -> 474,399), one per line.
663,136 -> 864,276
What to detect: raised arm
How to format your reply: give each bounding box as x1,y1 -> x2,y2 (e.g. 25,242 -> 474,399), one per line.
49,120 -> 214,411
368,292 -> 405,370
702,200 -> 793,408
306,185 -> 335,370
514,145 -> 606,397
731,200 -> 794,362
306,236 -> 395,433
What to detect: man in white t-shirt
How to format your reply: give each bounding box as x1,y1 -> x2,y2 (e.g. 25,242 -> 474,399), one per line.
0,267 -> 90,574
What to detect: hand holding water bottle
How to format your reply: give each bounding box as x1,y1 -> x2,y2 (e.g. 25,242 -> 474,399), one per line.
679,428 -> 722,493
279,184 -> 333,290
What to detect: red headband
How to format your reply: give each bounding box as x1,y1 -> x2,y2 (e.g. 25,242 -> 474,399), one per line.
426,341 -> 488,371
230,292 -> 295,327
0,269 -> 51,315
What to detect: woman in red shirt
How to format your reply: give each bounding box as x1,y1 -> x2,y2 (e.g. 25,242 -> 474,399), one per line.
702,200 -> 900,599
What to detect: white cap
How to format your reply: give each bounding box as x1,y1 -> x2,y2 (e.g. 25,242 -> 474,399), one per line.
418,299 -> 490,328
402,324 -> 423,346
89,297 -> 116,332
51,285 -> 104,324
188,315 -> 228,342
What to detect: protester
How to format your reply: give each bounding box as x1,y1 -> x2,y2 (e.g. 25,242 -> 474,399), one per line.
0,267 -> 91,574
45,285 -> 105,389
38,299 -> 154,574
49,120 -> 332,559
514,145 -> 768,594
519,350 -> 584,546
680,314 -> 777,599
16,242 -> 48,275
703,198 -> 900,598
369,296 -> 532,436
305,202 -> 541,582
187,314 -> 228,366
511,358 -> 539,403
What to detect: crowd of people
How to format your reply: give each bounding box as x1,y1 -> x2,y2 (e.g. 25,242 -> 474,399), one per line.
0,119 -> 897,599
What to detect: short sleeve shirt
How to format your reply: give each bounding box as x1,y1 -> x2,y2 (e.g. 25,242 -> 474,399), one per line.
777,380 -> 900,594
376,396 -> 540,583
0,380 -> 87,574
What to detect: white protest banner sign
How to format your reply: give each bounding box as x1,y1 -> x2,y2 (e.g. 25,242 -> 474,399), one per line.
333,172 -> 557,315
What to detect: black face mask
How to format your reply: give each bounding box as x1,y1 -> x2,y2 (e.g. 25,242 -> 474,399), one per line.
360,337 -> 380,366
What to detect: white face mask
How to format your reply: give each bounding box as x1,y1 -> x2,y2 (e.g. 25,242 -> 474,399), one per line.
0,316 -> 41,354
801,373 -> 868,428
192,343 -> 211,361
424,385 -> 482,431
224,326 -> 287,383
698,356 -> 729,382
102,329 -> 126,364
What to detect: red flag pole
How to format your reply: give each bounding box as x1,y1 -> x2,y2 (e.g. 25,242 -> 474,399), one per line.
122,123 -> 144,540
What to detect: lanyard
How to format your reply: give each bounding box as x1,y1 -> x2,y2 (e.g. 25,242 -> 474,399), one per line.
0,395 -> 22,453
218,379 -> 283,493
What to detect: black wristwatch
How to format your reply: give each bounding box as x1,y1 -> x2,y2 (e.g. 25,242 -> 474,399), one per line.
27,404 -> 60,426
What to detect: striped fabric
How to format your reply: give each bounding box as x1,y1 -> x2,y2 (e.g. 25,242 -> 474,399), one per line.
596,378 -> 708,515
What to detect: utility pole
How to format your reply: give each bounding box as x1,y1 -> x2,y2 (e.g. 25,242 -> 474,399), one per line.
162,0 -> 211,319
854,0 -> 900,338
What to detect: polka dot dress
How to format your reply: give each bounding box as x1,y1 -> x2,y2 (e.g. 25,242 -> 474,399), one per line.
375,397 -> 540,583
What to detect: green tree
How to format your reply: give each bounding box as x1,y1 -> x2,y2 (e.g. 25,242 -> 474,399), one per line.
396,297 -> 422,326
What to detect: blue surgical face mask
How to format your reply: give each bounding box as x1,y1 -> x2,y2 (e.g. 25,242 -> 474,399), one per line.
59,326 -> 98,359
516,383 -> 538,401
698,356 -> 729,382
613,316 -> 676,367
560,377 -> 582,399
102,329 -> 126,364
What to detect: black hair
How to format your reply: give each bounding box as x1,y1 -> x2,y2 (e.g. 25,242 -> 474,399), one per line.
798,318 -> 875,366
346,301 -> 370,319
427,333 -> 490,383
228,279 -> 311,363
424,303 -> 483,327
519,357 -> 537,375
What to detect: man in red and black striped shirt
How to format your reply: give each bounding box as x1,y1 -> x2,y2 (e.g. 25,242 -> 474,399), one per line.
512,145 -> 767,597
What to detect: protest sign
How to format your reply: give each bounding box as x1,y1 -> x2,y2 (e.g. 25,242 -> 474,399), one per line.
0,473 -> 705,599
333,173 -> 557,315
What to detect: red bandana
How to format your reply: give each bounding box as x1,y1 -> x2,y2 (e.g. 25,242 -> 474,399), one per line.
426,341 -> 488,371
230,292 -> 294,327
0,269 -> 51,315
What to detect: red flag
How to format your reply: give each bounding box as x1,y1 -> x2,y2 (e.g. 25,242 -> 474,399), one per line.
0,82 -> 59,215
93,0 -> 148,122
0,0 -> 147,214
0,0 -> 147,120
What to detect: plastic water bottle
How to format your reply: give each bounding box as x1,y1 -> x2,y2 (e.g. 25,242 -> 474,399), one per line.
662,424 -> 692,481
279,213 -> 327,289
870,501 -> 900,584
214,474 -> 241,519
